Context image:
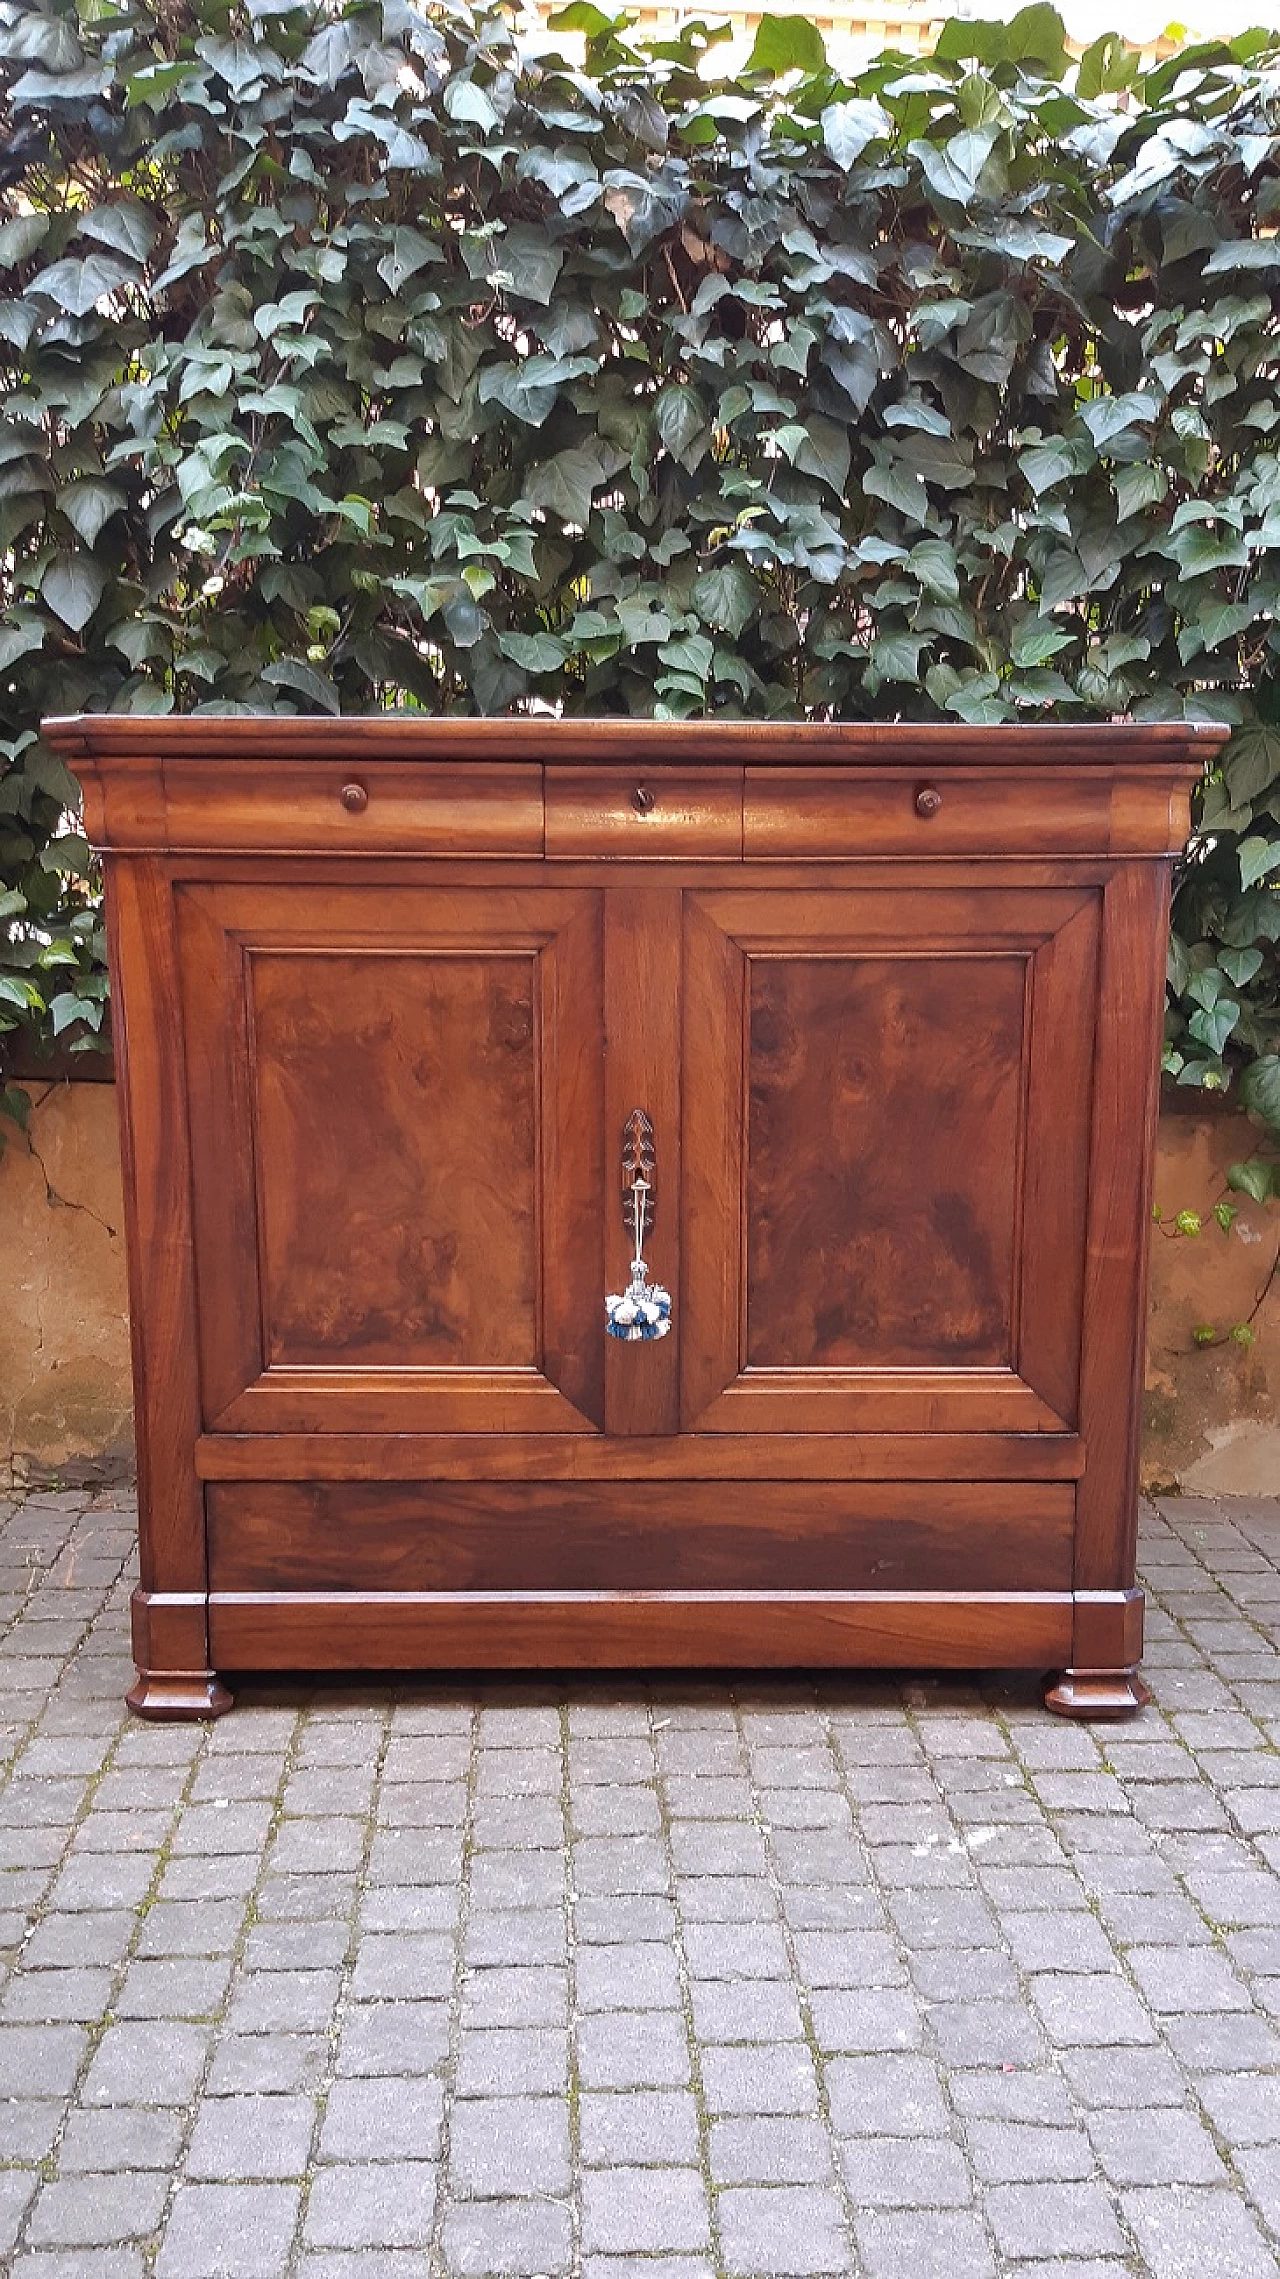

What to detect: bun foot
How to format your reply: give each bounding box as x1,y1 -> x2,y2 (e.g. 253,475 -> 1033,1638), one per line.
127,1669 -> 234,1721
1044,1668 -> 1150,1721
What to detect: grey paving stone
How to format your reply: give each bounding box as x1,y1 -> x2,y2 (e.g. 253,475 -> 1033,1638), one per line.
1059,2043 -> 1188,2109
0,2021 -> 88,2097
580,2262 -> 713,2279
1,1966 -> 113,2022
185,2090 -> 315,2180
841,2135 -> 973,2207
576,1941 -> 682,2010
709,2115 -> 834,2184
440,2197 -> 573,2276
1201,2072 -> 1280,2148
1026,1971 -> 1158,2045
206,2032 -> 328,2096
580,2090 -> 700,2167
825,2053 -> 950,2136
1084,2103 -> 1228,2185
23,1910 -> 135,1968
448,2095 -> 571,2197
223,1968 -> 341,2036
294,2258 -> 424,2278
580,2166 -> 711,2254
1122,2186 -> 1279,2279
346,1934 -> 454,2008
717,2184 -> 850,2275
156,2182 -> 302,2278
854,2208 -> 998,2279
966,2120 -> 1096,2183
460,1963 -> 568,2029
0,2169 -> 38,2253
1163,2012 -> 1280,2071
11,2254 -> 146,2279
931,1998 -> 1047,2067
58,2106 -> 185,2172
114,1958 -> 233,2020
690,1977 -> 804,2043
1125,1942 -> 1254,2012
335,2002 -> 450,2079
983,2182 -> 1127,2259
808,1986 -> 923,2053
575,2010 -> 689,2089
700,2040 -> 820,2115
81,2021 -> 212,2106
303,2163 -> 436,2249
455,2023 -> 570,2098
318,2074 -> 443,2162
0,2099 -> 65,2162
26,2173 -> 168,2248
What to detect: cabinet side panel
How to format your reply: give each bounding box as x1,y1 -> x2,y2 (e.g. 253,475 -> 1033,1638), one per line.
105,856 -> 209,1669
1076,861 -> 1171,1590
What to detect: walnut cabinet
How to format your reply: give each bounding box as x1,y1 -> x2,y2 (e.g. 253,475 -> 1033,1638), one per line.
46,717 -> 1219,1718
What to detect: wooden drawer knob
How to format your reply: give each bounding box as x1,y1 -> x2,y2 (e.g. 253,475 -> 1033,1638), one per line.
340,781 -> 369,814
631,784 -> 656,814
914,785 -> 943,819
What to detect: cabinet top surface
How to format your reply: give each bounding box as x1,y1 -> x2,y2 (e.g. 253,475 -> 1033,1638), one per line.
45,714 -> 1223,772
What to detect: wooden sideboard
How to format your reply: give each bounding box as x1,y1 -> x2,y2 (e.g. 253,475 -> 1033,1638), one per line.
45,717 -> 1221,1719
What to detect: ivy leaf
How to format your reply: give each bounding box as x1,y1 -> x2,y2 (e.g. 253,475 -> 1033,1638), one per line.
1240,1057 -> 1280,1129
39,554 -> 107,632
794,416 -> 851,498
78,202 -> 157,263
863,452 -> 928,525
58,480 -> 127,547
693,558 -> 757,637
1078,393 -> 1158,451
375,229 -> 441,292
1238,837 -> 1280,891
0,214 -> 51,267
1114,463 -> 1167,520
655,386 -> 710,469
33,253 -> 138,316
1219,947 -> 1264,988
522,448 -> 602,526
1189,999 -> 1240,1053
1012,620 -> 1074,668
1224,724 -> 1280,807
745,14 -> 826,73
261,658 -> 340,713
910,127 -> 1000,211
497,631 -> 569,673
821,100 -> 891,170
443,76 -> 499,134
1226,1157 -> 1276,1201
478,358 -> 575,426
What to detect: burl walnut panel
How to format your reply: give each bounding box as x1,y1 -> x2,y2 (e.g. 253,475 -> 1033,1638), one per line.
250,949 -> 539,1370
746,953 -> 1025,1370
44,715 -> 1223,1719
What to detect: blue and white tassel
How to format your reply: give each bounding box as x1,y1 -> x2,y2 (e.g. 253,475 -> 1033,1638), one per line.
606,1176 -> 672,1340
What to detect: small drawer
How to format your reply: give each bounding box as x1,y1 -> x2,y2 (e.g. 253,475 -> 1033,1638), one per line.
545,766 -> 742,858
745,767 -> 1110,859
150,760 -> 543,856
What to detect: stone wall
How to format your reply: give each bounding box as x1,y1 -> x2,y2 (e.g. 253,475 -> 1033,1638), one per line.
1,1081 -> 132,1487
2,1080 -> 1276,1493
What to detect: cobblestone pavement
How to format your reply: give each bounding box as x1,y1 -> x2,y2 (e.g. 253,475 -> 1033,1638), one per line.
0,1491 -> 1277,2278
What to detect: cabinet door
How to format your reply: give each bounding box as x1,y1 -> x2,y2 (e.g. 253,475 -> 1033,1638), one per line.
177,882 -> 604,1434
681,882 -> 1099,1436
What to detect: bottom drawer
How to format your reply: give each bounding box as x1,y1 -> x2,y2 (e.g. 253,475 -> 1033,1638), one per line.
207,1479 -> 1074,1594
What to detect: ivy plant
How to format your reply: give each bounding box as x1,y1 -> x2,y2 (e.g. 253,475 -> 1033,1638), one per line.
0,0 -> 1278,1143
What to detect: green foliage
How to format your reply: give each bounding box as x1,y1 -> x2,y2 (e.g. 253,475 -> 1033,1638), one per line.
0,0 -> 1279,1117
